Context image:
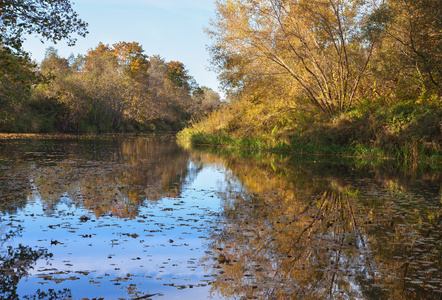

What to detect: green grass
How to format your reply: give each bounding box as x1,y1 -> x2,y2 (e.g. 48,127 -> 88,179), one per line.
178,99 -> 442,164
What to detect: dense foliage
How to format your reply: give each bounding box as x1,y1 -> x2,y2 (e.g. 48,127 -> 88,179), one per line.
0,43 -> 221,133
0,1 -> 220,133
180,0 -> 442,161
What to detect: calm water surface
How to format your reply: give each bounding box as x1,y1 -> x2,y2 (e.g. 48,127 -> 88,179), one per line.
0,134 -> 440,299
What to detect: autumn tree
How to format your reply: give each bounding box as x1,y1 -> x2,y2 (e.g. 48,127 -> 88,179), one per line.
25,40 -> 219,133
209,0 -> 380,116
40,47 -> 71,77
79,43 -> 132,131
200,86 -> 221,110
192,86 -> 222,114
0,0 -> 87,131
31,47 -> 85,131
391,0 -> 441,95
113,41 -> 149,79
0,48 -> 38,128
112,42 -> 151,124
32,44 -> 124,132
367,0 -> 442,97
167,61 -> 191,90
148,56 -> 189,124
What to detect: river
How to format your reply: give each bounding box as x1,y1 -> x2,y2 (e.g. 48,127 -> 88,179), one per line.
0,134 -> 440,299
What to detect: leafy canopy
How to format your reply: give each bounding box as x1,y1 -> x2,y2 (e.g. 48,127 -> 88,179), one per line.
0,0 -> 88,52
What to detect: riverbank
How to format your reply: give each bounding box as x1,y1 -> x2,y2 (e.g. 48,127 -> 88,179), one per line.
178,99 -> 442,164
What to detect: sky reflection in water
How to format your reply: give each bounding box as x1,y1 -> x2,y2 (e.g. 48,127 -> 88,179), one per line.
0,135 -> 440,299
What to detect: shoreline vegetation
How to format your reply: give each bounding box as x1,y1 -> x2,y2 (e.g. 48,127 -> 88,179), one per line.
177,0 -> 441,165
178,98 -> 441,164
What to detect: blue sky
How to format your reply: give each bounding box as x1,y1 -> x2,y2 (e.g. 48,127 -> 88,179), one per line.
22,0 -> 222,97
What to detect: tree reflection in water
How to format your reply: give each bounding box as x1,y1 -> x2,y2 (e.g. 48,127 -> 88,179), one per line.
0,227 -> 71,299
0,135 -> 439,299
194,149 -> 441,300
0,134 -> 192,219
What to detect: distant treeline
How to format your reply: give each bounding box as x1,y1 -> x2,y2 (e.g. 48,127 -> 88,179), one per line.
0,42 -> 222,133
